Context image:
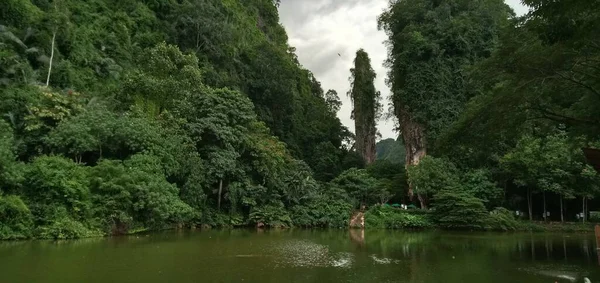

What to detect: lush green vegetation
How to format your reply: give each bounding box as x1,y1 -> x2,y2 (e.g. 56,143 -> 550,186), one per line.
377,0 -> 600,230
1,0 -> 599,239
349,49 -> 381,165
365,205 -> 432,229
0,0 -> 375,239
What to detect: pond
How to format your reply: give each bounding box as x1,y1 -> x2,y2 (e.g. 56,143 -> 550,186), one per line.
0,229 -> 598,283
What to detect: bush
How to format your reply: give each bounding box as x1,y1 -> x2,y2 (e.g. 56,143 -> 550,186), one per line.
249,202 -> 292,228
331,168 -> 379,207
22,156 -> 91,224
590,211 -> 600,222
432,188 -> 487,230
518,221 -> 594,232
485,207 -> 521,231
365,205 -> 432,229
0,195 -> 33,240
407,156 -> 459,200
34,210 -> 102,239
89,156 -> 194,234
291,197 -> 353,228
200,208 -> 244,228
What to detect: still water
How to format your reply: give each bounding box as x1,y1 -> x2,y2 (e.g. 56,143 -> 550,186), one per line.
0,229 -> 598,283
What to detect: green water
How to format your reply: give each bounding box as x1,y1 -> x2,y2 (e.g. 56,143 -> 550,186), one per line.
0,230 -> 598,283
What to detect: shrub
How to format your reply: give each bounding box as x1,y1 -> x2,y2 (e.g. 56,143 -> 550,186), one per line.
35,214 -> 102,239
365,205 -> 432,229
249,202 -> 293,228
485,207 -> 521,231
22,156 -> 91,224
407,156 -> 459,200
89,156 -> 194,233
0,195 -> 33,240
331,168 -> 379,207
291,197 -> 353,228
432,188 -> 487,230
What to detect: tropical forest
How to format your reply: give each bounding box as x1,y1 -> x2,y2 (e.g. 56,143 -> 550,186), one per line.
1,0 -> 599,243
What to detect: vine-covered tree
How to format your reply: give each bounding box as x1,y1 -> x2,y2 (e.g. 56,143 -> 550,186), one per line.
348,49 -> 381,165
378,0 -> 511,201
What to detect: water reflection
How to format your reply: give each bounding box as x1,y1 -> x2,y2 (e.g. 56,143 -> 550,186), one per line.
348,231 -> 599,282
0,230 -> 598,283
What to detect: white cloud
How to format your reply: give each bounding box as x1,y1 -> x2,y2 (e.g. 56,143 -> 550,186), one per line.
279,0 -> 529,140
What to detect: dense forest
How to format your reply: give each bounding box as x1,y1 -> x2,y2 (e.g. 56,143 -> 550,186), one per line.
377,0 -> 600,228
0,0 -> 381,239
1,0 -> 599,239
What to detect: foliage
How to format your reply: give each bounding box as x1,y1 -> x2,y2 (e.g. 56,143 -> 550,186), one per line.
365,205 -> 432,229
22,155 -> 90,225
407,156 -> 459,206
121,42 -> 203,115
348,49 -> 381,164
461,169 -> 503,208
432,188 -> 488,230
378,0 -> 512,144
290,186 -> 353,228
366,160 -> 407,204
248,202 -> 292,228
89,156 -> 194,233
485,207 -> 520,231
1,0 -> 600,239
0,120 -> 21,191
375,138 -> 406,165
0,194 -> 33,240
331,168 -> 379,207
34,207 -> 102,239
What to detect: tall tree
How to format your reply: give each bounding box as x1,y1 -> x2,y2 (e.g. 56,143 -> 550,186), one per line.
378,0 -> 511,202
348,49 -> 381,165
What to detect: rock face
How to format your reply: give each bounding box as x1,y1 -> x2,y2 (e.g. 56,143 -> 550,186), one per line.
349,211 -> 365,229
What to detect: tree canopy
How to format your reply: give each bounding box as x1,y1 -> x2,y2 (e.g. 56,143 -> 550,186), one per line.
0,0 -> 362,238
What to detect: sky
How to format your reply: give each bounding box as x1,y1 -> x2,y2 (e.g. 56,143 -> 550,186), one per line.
278,0 -> 529,140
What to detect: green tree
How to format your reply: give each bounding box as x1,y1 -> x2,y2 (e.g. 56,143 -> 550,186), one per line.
174,85 -> 256,211
432,188 -> 488,230
0,120 -> 21,191
407,156 -> 459,208
500,131 -> 595,221
375,138 -> 406,165
89,155 -> 194,234
121,42 -> 203,115
324,89 -> 342,113
367,160 -> 408,204
0,194 -> 33,240
21,155 -> 95,238
461,169 -> 503,209
331,168 -> 379,207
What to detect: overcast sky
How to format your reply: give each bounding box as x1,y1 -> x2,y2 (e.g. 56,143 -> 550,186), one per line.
279,0 -> 529,140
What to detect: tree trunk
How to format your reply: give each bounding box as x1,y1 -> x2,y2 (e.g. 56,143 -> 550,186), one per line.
398,106 -> 427,205
583,197 -> 587,223
46,30 -> 56,87
218,179 -> 223,211
581,196 -> 585,223
418,194 -> 427,210
527,187 -> 533,221
560,195 -> 564,223
543,191 -> 547,222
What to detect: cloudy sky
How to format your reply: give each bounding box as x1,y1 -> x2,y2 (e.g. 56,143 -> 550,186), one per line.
278,0 -> 529,140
